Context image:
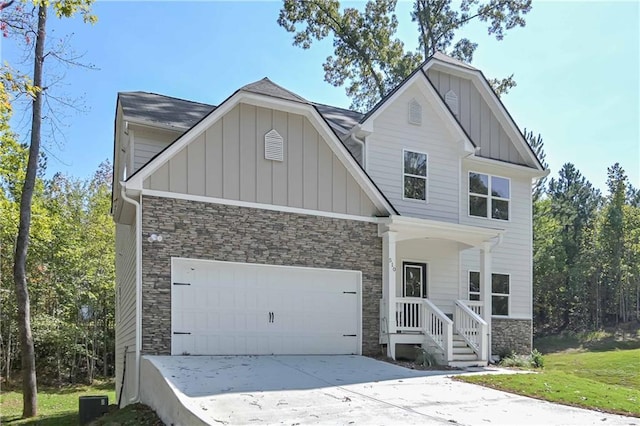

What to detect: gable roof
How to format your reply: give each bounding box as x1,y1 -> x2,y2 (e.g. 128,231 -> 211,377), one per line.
424,54 -> 545,171
121,79 -> 398,216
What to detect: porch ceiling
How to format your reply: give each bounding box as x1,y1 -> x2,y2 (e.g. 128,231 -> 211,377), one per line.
378,215 -> 504,248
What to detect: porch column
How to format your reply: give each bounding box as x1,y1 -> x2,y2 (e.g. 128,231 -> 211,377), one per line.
382,231 -> 397,357
480,242 -> 492,362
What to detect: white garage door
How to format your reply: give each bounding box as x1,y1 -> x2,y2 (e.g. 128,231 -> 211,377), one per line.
171,258 -> 361,356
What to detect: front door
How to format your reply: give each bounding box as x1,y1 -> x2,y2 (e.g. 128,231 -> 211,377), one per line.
403,262 -> 427,298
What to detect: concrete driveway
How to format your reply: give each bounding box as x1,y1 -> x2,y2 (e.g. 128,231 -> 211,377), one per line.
141,355 -> 637,425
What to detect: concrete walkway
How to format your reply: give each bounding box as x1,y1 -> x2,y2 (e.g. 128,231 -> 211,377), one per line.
142,355 -> 638,426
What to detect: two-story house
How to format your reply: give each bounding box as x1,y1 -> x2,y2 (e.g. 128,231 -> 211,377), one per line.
112,52 -> 547,406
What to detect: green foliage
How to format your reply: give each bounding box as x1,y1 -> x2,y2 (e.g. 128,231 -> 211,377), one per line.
278,0 -> 532,110
459,346 -> 640,417
530,349 -> 544,369
0,380 -> 116,425
498,350 -> 543,369
532,162 -> 640,335
0,160 -> 115,384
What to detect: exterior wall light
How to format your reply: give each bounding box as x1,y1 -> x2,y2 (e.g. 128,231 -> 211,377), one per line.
148,233 -> 163,243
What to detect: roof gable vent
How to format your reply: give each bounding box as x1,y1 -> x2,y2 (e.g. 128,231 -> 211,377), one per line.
445,90 -> 459,118
408,99 -> 422,125
264,129 -> 284,162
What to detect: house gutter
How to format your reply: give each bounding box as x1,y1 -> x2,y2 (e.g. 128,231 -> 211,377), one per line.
120,183 -> 142,404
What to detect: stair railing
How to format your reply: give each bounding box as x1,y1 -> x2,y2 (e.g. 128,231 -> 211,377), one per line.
422,299 -> 453,362
454,300 -> 487,359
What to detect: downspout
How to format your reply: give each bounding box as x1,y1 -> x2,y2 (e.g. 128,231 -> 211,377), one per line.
120,183 -> 142,404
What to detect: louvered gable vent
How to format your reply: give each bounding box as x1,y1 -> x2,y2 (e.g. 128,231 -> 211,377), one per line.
264,129 -> 284,162
445,90 -> 459,118
408,99 -> 422,125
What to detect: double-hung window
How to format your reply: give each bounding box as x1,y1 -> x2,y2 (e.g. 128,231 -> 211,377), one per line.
403,150 -> 427,201
469,172 -> 510,220
468,271 -> 510,316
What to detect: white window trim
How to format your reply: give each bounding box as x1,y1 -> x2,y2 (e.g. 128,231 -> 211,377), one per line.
402,149 -> 429,203
468,270 -> 511,318
467,171 -> 511,221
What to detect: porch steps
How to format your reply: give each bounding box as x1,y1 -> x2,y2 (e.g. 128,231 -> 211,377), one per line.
449,333 -> 487,368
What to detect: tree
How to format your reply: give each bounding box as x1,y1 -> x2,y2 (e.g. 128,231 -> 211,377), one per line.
541,164 -> 600,331
523,129 -> 547,201
3,0 -> 96,417
278,0 -> 532,110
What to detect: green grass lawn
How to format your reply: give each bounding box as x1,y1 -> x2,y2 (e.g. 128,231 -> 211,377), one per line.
1,380 -> 162,425
1,381 -> 116,425
458,334 -> 640,417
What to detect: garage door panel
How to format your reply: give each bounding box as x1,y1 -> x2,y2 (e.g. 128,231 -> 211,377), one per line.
171,259 -> 361,355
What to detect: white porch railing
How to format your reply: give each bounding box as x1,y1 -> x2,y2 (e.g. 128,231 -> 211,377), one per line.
394,298 -> 453,362
422,299 -> 453,362
454,300 -> 488,359
395,298 -> 424,331
463,300 -> 483,317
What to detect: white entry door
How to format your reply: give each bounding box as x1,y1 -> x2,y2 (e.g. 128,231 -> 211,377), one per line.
171,258 -> 361,355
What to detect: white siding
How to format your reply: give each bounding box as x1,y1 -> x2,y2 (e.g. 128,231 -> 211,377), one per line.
396,239 -> 461,314
366,80 -> 461,222
459,160 -> 533,319
115,222 -> 137,405
132,126 -> 182,173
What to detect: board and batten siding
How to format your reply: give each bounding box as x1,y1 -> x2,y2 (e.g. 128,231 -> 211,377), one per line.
142,103 -> 382,217
427,69 -> 525,166
115,222 -> 137,405
132,126 -> 182,173
459,160 -> 533,319
366,80 -> 460,222
396,239 -> 461,314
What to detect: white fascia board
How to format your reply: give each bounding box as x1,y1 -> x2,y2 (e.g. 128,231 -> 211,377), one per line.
465,155 -> 550,179
425,60 -> 544,171
360,70 -> 474,154
414,76 -> 476,154
142,189 -> 382,223
125,118 -> 188,133
127,91 -> 395,215
378,215 -> 504,247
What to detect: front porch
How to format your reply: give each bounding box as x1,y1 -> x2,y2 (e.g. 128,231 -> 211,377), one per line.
378,216 -> 504,367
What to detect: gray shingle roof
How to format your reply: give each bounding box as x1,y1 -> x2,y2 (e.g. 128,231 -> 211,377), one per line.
312,103 -> 363,138
117,90 -> 363,139
239,78 -> 308,104
119,91 -> 216,130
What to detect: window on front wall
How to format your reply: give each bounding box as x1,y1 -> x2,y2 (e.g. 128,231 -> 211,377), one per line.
468,271 -> 510,316
403,150 -> 427,201
469,172 -> 510,220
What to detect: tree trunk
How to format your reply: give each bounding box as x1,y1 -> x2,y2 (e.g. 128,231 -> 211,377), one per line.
12,3 -> 47,418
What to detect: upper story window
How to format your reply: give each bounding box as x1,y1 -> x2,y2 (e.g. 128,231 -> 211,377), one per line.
469,271 -> 510,316
469,172 -> 510,220
403,150 -> 427,201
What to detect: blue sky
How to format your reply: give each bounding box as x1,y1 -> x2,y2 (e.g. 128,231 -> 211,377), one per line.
2,1 -> 638,192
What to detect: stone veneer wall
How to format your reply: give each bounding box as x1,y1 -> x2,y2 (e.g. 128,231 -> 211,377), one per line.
492,318 -> 532,356
140,196 -> 382,356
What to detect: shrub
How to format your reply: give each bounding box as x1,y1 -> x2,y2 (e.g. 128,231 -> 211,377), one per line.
499,350 -> 544,369
531,349 -> 544,368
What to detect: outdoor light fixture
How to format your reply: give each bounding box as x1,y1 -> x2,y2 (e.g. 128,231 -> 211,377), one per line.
148,233 -> 163,243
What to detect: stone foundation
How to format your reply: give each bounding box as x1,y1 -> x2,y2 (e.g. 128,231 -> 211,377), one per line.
140,196 -> 382,356
492,318 -> 532,356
